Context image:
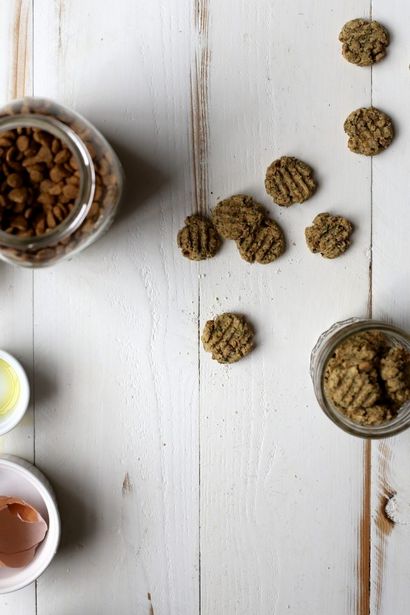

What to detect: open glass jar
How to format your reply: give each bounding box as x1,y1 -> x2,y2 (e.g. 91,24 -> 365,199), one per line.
311,318 -> 410,438
0,97 -> 123,267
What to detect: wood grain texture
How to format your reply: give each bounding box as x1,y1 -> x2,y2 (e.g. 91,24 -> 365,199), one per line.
2,0 -> 410,613
371,1 -> 410,613
0,1 -> 34,613
33,1 -> 199,614
200,1 -> 371,613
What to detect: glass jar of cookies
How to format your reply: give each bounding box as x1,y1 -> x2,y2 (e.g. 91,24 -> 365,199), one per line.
0,97 -> 123,267
310,318 -> 410,438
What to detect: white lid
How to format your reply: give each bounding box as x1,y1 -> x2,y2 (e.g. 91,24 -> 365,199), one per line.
0,350 -> 30,436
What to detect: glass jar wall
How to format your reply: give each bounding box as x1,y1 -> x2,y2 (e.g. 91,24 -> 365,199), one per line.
0,97 -> 123,267
310,317 -> 410,438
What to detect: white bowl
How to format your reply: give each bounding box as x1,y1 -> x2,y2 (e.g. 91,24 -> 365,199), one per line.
0,350 -> 30,436
0,456 -> 60,593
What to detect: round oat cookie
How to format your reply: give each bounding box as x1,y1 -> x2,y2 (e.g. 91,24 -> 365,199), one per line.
339,19 -> 389,67
380,347 -> 410,406
201,313 -> 254,364
177,214 -> 221,261
324,361 -> 381,410
334,331 -> 387,367
236,217 -> 285,264
265,156 -> 317,206
305,213 -> 353,259
344,107 -> 394,156
211,195 -> 265,240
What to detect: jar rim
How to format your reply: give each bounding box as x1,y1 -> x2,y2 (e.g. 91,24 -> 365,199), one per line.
311,318 -> 410,439
0,114 -> 95,250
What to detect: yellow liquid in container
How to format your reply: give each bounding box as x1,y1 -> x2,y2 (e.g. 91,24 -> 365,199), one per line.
0,359 -> 20,416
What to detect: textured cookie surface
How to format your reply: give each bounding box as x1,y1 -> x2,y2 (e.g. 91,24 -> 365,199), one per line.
211,195 -> 265,240
324,330 -> 400,426
339,19 -> 389,66
381,347 -> 410,406
201,313 -> 254,364
344,404 -> 396,426
305,213 -> 353,259
265,156 -> 316,206
325,361 -> 381,410
236,218 -> 285,264
334,331 -> 387,366
177,214 -> 221,261
344,107 -> 394,155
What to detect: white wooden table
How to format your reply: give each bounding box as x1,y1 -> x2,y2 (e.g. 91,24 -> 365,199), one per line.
0,1 -> 409,613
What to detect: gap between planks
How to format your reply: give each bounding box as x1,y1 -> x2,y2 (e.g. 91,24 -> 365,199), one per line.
360,0 -> 395,610
191,1 -> 211,613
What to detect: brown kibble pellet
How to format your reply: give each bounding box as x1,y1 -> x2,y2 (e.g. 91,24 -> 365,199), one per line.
29,170 -> 44,183
98,158 -> 110,176
46,211 -> 57,228
0,136 -> 13,148
53,205 -> 67,222
89,202 -> 100,217
13,202 -> 26,214
7,173 -> 23,188
40,179 -> 54,193
10,215 -> 28,231
33,130 -> 53,148
16,135 -> 30,152
66,175 -> 79,186
69,156 -> 79,170
35,218 -> 46,235
50,165 -> 68,182
48,182 -> 64,196
54,149 -> 70,164
37,192 -> 55,206
9,187 -> 28,203
6,147 -> 22,170
37,145 -> 53,164
62,183 -> 79,199
51,138 -> 61,154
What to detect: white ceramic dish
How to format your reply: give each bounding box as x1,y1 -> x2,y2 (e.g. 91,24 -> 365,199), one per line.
0,456 -> 60,593
0,350 -> 30,436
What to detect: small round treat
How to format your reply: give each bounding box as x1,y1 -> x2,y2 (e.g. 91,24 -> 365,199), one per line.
344,107 -> 394,156
305,213 -> 353,259
380,347 -> 410,406
201,313 -> 254,364
177,214 -> 221,261
325,361 -> 381,410
236,217 -> 285,264
339,19 -> 389,66
334,331 -> 387,366
211,195 -> 265,240
265,156 -> 317,206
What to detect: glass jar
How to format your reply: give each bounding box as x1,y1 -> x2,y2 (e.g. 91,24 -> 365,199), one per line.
0,97 -> 123,267
310,317 -> 410,438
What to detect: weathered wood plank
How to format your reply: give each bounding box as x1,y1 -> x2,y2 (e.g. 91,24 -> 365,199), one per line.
0,1 -> 34,612
200,1 -> 371,613
33,1 -> 199,613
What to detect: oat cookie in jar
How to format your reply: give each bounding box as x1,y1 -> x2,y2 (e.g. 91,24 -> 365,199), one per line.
310,318 -> 410,438
0,97 -> 123,267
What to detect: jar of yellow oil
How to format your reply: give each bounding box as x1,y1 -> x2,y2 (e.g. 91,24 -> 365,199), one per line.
0,359 -> 20,415
0,351 -> 30,435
